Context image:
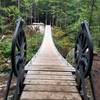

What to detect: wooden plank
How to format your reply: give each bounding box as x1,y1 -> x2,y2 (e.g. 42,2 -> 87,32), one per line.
26,66 -> 67,70
23,85 -> 78,92
27,71 -> 73,76
25,65 -> 75,72
25,69 -> 75,72
25,62 -> 65,67
25,64 -> 75,72
25,75 -> 75,80
34,59 -> 62,63
24,79 -> 76,86
35,57 -> 61,60
21,91 -> 81,100
25,64 -> 75,68
25,63 -> 75,68
26,63 -> 74,67
25,67 -> 74,71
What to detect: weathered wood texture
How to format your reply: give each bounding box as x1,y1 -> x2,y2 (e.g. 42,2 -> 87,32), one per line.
20,25 -> 81,100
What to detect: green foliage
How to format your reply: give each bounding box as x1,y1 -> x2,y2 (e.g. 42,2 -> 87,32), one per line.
26,33 -> 43,61
0,32 -> 43,72
0,36 -> 12,58
0,0 -> 100,73
0,35 -> 12,72
90,0 -> 100,52
52,27 -> 73,57
53,27 -> 65,38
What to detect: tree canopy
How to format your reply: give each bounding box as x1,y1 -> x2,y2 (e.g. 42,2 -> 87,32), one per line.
0,0 -> 100,51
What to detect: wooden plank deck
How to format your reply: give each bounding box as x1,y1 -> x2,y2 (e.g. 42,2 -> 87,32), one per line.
20,25 -> 81,100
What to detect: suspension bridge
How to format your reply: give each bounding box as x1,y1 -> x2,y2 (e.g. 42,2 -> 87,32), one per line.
0,0 -> 96,100
3,17 -> 96,100
20,25 -> 81,99
0,0 -> 97,99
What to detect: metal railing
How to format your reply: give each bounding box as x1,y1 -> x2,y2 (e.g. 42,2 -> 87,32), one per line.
74,20 -> 96,100
4,17 -> 27,100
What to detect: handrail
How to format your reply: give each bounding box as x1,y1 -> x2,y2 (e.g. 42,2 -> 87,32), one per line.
74,20 -> 96,100
4,17 -> 27,100
11,17 -> 26,77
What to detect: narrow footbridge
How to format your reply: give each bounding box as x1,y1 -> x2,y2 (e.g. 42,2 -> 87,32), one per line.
4,18 -> 96,100
20,25 -> 81,99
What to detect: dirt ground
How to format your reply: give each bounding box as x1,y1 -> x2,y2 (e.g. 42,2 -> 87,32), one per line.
0,74 -> 16,99
0,74 -> 8,99
0,54 -> 100,99
93,53 -> 100,100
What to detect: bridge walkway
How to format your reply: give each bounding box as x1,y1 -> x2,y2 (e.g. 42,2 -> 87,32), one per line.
20,25 -> 82,100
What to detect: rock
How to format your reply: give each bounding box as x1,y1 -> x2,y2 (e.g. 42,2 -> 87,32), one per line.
7,59 -> 11,64
8,95 -> 13,100
0,73 -> 6,77
0,84 -> 6,88
66,48 -> 75,66
0,35 -> 6,42
93,51 -> 98,56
